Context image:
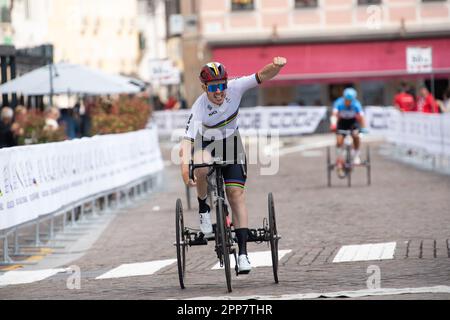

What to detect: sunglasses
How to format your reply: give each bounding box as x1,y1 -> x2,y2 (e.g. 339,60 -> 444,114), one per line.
207,83 -> 228,92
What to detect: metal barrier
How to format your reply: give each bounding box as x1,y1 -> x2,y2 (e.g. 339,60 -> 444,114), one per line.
379,143 -> 450,176
0,172 -> 163,266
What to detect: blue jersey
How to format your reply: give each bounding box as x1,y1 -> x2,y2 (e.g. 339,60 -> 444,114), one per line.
333,97 -> 364,120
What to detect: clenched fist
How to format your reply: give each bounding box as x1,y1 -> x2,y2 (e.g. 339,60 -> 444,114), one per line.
273,57 -> 287,68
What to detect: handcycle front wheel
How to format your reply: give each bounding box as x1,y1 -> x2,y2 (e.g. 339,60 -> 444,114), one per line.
175,199 -> 187,289
268,193 -> 279,284
216,198 -> 233,293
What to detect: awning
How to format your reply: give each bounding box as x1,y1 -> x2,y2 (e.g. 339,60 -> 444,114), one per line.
0,63 -> 146,96
212,37 -> 450,83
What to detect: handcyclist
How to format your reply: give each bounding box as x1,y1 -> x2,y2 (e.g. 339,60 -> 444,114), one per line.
330,88 -> 368,175
179,57 -> 287,274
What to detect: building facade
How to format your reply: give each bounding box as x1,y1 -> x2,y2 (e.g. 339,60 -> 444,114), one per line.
9,0 -> 140,76
180,0 -> 450,107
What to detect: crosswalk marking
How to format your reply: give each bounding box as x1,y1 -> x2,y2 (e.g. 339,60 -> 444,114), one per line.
211,250 -> 292,270
188,285 -> 450,300
0,269 -> 67,287
96,259 -> 176,280
0,242 -> 400,288
333,242 -> 397,263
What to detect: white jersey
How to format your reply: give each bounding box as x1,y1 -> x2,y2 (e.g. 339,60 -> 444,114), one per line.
184,74 -> 260,141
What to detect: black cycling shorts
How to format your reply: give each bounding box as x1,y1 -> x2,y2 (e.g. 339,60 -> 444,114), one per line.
337,118 -> 360,133
193,131 -> 247,189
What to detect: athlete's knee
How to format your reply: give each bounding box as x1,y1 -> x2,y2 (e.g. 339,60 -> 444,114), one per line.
195,167 -> 209,181
226,187 -> 245,203
193,150 -> 212,165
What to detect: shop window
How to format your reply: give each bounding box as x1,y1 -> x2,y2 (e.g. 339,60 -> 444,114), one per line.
357,0 -> 382,5
295,84 -> 323,106
425,78 -> 449,100
329,83 -> 354,103
231,0 -> 254,11
360,81 -> 385,106
295,0 -> 318,8
0,5 -> 11,23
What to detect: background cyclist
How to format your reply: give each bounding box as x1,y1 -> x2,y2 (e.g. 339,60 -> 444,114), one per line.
330,88 -> 368,174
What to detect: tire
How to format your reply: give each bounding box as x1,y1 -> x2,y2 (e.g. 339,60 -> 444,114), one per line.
367,146 -> 372,186
268,193 -> 279,284
327,147 -> 332,188
175,199 -> 186,289
346,146 -> 352,187
185,185 -> 191,210
216,198 -> 232,293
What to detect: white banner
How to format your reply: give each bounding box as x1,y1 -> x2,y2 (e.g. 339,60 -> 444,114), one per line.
366,107 -> 450,157
407,47 -> 433,74
152,107 -> 328,138
0,128 -> 164,231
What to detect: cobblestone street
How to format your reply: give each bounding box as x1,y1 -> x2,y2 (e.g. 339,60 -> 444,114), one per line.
1,139 -> 450,300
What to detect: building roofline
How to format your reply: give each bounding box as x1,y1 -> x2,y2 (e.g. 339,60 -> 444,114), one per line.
206,29 -> 450,48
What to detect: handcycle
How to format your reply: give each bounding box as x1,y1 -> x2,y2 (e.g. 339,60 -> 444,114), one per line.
175,158 -> 280,293
326,129 -> 371,188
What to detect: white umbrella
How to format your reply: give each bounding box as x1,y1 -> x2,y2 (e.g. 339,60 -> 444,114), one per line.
0,63 -> 145,96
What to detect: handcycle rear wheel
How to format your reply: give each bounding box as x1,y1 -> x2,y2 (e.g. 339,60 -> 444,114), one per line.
326,147 -> 332,188
346,145 -> 352,187
175,199 -> 187,289
366,146 -> 372,186
268,193 -> 279,284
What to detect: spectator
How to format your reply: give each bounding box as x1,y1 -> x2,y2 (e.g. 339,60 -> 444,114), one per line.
417,87 -> 439,114
44,107 -> 60,131
441,88 -> 450,113
179,96 -> 188,110
0,107 -> 15,148
394,83 -> 416,112
152,95 -> 164,111
164,95 -> 181,111
60,108 -> 80,139
80,97 -> 94,137
314,99 -> 324,107
11,105 -> 28,145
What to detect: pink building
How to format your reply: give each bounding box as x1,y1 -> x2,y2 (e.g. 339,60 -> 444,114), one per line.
180,0 -> 450,107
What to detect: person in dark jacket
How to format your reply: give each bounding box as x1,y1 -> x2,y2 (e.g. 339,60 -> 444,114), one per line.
0,107 -> 15,148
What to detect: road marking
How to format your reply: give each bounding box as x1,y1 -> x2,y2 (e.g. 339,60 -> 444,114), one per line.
333,242 -> 396,263
0,269 -> 67,287
276,136 -> 384,157
0,248 -> 54,271
301,150 -> 323,158
187,285 -> 450,300
0,265 -> 23,272
164,160 -> 173,167
96,259 -> 176,280
211,250 -> 292,270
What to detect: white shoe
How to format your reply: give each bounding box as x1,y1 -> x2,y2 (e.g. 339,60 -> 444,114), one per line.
353,155 -> 362,165
238,255 -> 252,274
199,211 -> 213,235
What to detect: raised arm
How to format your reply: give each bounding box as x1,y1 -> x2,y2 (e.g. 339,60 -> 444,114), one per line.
257,57 -> 287,83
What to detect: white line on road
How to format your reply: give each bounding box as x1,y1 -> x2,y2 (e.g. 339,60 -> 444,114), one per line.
211,250 -> 292,270
275,136 -> 384,157
333,242 -> 396,263
0,268 -> 68,287
96,259 -> 176,280
187,285 -> 450,300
